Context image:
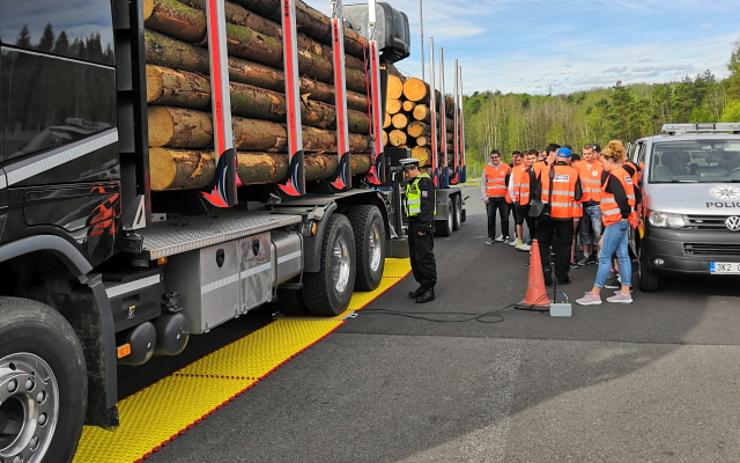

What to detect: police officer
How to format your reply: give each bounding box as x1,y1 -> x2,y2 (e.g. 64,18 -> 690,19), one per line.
401,158 -> 437,303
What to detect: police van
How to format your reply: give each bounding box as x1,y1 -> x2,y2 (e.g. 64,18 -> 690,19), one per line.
630,123 -> 740,291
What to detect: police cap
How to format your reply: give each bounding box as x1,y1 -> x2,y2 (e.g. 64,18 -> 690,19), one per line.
399,157 -> 420,169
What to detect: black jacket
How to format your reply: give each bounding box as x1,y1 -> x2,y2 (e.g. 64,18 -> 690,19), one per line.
409,176 -> 436,224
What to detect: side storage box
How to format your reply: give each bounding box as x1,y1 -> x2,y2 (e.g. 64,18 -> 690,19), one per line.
238,233 -> 274,314
166,241 -> 240,334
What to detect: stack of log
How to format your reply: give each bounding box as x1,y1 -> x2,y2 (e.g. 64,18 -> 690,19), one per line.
383,73 -> 455,169
143,0 -> 374,191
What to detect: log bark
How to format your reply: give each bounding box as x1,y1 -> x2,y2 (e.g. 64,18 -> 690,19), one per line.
231,0 -> 368,58
147,64 -> 210,109
391,113 -> 408,130
386,99 -> 401,115
411,146 -> 431,167
181,0 -> 365,70
389,130 -> 407,147
150,147 -> 370,190
412,104 -> 430,122
387,74 -> 404,100
144,0 -> 206,42
407,121 -> 430,138
145,28 -> 367,93
148,106 -> 370,152
145,65 -> 369,133
403,77 -> 430,103
402,101 -> 415,112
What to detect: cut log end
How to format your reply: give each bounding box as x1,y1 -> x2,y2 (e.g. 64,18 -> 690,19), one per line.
387,74 -> 404,100
389,129 -> 407,147
147,107 -> 176,147
386,98 -> 402,115
383,112 -> 392,129
391,113 -> 408,130
403,77 -> 429,103
411,146 -> 431,167
413,104 -> 429,122
416,136 -> 428,147
146,65 -> 164,103
143,0 -> 155,20
402,101 -> 415,112
149,147 -> 181,191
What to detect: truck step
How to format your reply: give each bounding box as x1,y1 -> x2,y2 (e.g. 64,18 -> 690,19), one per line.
136,211 -> 303,260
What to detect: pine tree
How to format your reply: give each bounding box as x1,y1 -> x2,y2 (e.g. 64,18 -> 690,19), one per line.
53,30 -> 70,56
38,23 -> 55,52
16,25 -> 31,48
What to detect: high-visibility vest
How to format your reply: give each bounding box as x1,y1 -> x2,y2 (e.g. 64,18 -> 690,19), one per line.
484,163 -> 511,202
600,167 -> 638,228
539,164 -> 579,219
623,160 -> 642,191
576,160 -> 603,203
405,173 -> 434,217
511,165 -> 532,206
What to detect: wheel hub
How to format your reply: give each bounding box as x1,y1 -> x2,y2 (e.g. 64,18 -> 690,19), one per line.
332,236 -> 351,294
369,224 -> 382,273
0,353 -> 59,463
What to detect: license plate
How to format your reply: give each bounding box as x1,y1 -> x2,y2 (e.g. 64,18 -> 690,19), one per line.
709,262 -> 740,275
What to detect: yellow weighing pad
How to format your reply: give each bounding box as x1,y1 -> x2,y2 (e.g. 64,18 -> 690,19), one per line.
74,258 -> 411,463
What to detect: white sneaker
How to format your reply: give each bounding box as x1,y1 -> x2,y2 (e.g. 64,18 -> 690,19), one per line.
516,243 -> 531,252
486,238 -> 494,245
495,235 -> 504,242
509,238 -> 522,247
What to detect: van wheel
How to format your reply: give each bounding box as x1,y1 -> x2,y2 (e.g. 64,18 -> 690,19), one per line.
638,250 -> 661,292
348,206 -> 386,291
436,199 -> 453,237
302,214 -> 356,316
0,297 -> 87,463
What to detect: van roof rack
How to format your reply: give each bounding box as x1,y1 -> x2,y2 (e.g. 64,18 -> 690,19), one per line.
661,123 -> 740,135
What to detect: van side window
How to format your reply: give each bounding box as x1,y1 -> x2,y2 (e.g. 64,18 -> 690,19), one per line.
0,0 -> 114,65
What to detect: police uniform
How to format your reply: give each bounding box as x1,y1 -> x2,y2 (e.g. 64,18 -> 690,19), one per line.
533,148 -> 583,285
402,158 -> 437,303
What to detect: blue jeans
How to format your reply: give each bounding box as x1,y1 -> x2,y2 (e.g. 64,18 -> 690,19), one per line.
580,204 -> 602,245
594,220 -> 631,288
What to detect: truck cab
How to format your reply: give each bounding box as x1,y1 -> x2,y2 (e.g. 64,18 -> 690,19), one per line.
631,123 -> 740,291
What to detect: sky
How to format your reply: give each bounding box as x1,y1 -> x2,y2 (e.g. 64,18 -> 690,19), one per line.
306,0 -> 740,95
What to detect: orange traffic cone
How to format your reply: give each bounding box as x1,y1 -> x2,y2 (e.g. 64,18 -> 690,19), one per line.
515,239 -> 551,310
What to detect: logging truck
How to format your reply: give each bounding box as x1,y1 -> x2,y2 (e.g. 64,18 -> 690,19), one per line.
0,0 -> 466,461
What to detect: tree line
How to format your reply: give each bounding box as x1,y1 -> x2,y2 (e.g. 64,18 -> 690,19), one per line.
463,42 -> 740,171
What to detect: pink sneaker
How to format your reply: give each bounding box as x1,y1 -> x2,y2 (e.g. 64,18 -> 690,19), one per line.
606,292 -> 633,304
576,292 -> 602,306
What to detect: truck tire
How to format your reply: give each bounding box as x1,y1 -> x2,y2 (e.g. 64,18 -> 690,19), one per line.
0,297 -> 87,463
452,195 -> 462,231
436,199 -> 453,237
347,205 -> 386,291
638,250 -> 661,292
302,214 -> 356,316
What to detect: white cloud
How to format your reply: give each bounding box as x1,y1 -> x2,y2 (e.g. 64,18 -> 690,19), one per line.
461,32 -> 739,95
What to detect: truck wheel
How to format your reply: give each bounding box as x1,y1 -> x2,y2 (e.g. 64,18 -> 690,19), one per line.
348,205 -> 386,291
452,195 -> 462,231
302,214 -> 356,316
436,199 -> 453,237
0,297 -> 87,463
638,250 -> 661,292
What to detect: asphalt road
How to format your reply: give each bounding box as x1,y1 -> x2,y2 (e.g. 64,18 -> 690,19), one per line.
146,186 -> 740,463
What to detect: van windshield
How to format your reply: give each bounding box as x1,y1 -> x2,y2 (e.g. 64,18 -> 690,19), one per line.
649,140 -> 740,183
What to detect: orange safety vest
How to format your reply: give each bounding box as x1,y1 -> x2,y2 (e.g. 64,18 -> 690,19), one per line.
539,164 -> 579,219
576,160 -> 603,203
600,167 -> 638,228
484,163 -> 512,202
623,160 -> 641,190
511,165 -> 532,206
